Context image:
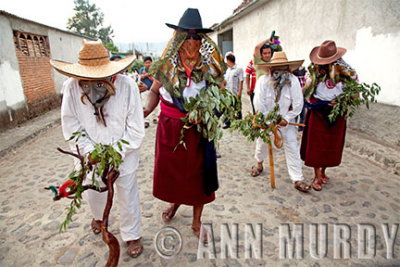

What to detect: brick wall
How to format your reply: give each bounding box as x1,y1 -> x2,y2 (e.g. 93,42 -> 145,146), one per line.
15,48 -> 60,118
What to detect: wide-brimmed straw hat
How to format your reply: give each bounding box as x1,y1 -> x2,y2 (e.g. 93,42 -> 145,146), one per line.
50,40 -> 135,80
309,40 -> 346,65
256,51 -> 304,73
166,8 -> 213,33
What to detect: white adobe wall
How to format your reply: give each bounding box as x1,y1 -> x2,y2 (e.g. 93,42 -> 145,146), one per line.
212,0 -> 400,106
0,15 -> 26,116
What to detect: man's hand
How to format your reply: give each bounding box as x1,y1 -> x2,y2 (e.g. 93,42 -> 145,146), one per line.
328,101 -> 338,106
138,82 -> 148,93
247,89 -> 252,96
278,119 -> 288,127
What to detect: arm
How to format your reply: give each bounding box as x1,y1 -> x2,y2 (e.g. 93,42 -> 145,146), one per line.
283,76 -> 304,123
112,79 -> 145,160
253,39 -> 269,58
143,80 -> 162,118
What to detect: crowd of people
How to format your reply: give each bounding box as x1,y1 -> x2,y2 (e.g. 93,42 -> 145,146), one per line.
50,7 -> 357,260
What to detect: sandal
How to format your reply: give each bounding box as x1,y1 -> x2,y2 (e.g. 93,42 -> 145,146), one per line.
312,177 -> 323,191
321,173 -> 330,184
162,204 -> 180,222
127,238 -> 143,258
250,165 -> 263,177
294,181 -> 311,192
91,219 -> 102,235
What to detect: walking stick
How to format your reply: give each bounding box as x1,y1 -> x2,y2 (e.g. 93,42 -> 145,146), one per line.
267,140 -> 275,189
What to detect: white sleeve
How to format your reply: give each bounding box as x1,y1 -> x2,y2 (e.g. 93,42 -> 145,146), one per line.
283,76 -> 304,123
112,78 -> 145,160
61,79 -> 95,155
253,75 -> 268,114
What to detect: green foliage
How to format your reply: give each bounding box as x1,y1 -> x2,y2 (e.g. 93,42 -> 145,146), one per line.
67,0 -> 114,44
176,85 -> 240,150
328,80 -> 381,123
59,130 -> 128,232
231,104 -> 281,145
130,59 -> 144,73
105,42 -> 119,52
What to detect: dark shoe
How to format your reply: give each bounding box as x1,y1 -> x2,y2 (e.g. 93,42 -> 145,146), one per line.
222,124 -> 230,129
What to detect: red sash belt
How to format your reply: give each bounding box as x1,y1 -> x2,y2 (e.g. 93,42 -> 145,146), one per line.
160,97 -> 186,120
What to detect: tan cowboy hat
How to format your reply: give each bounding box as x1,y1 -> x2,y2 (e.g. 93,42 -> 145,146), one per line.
256,51 -> 304,73
309,40 -> 346,65
50,40 -> 135,80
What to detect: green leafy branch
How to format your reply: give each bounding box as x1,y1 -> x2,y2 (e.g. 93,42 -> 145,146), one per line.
175,85 -> 240,150
328,79 -> 381,123
57,131 -> 128,232
231,104 -> 281,144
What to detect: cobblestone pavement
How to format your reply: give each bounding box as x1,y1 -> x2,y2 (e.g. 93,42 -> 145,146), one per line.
0,99 -> 399,266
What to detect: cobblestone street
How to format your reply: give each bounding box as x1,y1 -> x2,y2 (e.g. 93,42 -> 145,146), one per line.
0,99 -> 399,266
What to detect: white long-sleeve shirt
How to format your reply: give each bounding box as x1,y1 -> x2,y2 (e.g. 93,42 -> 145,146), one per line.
61,74 -> 145,175
253,74 -> 304,123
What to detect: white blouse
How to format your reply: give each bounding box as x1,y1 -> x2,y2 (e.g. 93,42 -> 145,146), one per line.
314,81 -> 344,101
160,79 -> 207,103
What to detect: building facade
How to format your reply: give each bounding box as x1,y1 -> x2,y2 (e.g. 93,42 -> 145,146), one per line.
209,0 -> 400,106
0,11 -> 93,130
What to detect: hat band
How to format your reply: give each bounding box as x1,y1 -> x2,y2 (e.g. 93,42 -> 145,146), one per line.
79,56 -> 109,60
79,56 -> 110,66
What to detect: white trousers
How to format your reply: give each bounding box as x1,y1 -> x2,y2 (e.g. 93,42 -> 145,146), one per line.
84,168 -> 141,242
255,124 -> 304,182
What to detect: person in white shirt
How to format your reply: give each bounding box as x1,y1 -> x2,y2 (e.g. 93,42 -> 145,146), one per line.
251,51 -> 311,192
223,53 -> 244,128
51,40 -> 145,258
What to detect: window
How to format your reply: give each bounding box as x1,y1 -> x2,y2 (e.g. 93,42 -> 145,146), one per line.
13,31 -> 50,57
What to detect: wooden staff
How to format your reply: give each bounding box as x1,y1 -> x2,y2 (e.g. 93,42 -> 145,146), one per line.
267,138 -> 275,189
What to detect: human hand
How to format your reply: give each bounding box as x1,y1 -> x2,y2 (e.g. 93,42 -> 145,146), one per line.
278,119 -> 288,127
138,82 -> 148,93
328,101 -> 338,106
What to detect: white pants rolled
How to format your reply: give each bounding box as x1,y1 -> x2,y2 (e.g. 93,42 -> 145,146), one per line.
255,124 -> 304,182
84,168 -> 142,242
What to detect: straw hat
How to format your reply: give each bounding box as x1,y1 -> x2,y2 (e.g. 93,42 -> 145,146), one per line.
256,51 -> 304,73
50,40 -> 135,80
309,40 -> 346,65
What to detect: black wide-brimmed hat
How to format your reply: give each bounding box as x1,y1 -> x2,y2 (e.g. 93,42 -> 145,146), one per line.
166,8 -> 213,33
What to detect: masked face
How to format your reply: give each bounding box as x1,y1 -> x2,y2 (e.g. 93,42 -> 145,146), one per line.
80,80 -> 109,108
179,31 -> 202,75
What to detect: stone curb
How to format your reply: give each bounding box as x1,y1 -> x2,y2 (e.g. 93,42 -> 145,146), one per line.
0,109 -> 61,158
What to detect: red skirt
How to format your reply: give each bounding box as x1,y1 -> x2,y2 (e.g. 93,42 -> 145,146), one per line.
153,98 -> 215,205
300,103 -> 347,168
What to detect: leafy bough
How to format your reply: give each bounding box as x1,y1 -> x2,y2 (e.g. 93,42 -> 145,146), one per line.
231,104 -> 281,145
175,85 -> 240,150
328,79 -> 381,123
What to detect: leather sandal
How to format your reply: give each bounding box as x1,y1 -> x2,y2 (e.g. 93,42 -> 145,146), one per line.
312,177 -> 323,191
91,219 -> 102,235
294,181 -> 311,192
162,204 -> 180,222
321,173 -> 330,184
250,165 -> 263,177
127,238 -> 143,258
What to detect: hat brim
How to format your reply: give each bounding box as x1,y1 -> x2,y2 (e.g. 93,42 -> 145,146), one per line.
256,60 -> 305,73
309,46 -> 346,65
50,56 -> 135,80
165,23 -> 213,33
